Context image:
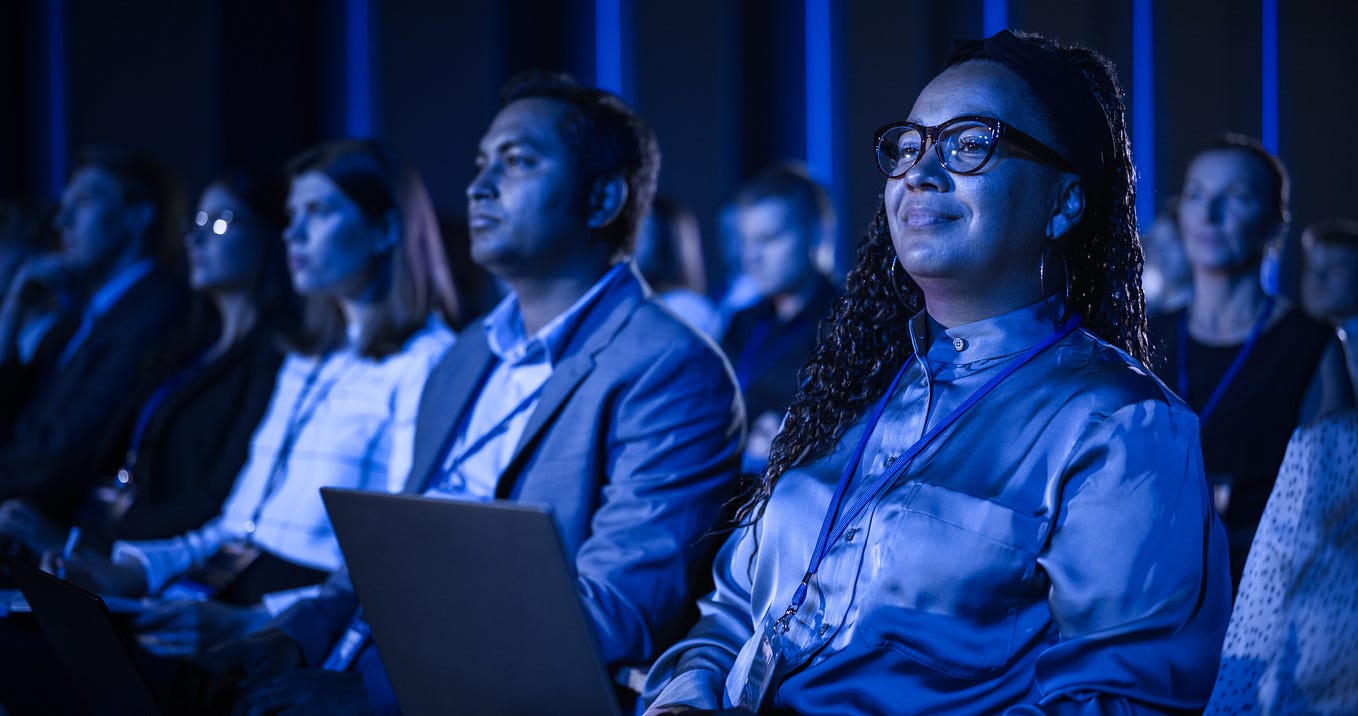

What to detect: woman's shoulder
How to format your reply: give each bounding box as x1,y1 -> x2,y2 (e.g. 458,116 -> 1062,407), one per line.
1059,329 -> 1185,413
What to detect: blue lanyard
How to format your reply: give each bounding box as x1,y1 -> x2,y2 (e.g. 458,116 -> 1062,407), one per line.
248,353 -> 351,532
774,314 -> 1082,631
1177,297 -> 1273,426
435,379 -> 548,491
117,349 -> 213,484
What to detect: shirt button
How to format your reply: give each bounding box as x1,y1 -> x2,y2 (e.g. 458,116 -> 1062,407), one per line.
952,336 -> 967,352
845,528 -> 857,542
818,624 -> 830,636
243,520 -> 256,534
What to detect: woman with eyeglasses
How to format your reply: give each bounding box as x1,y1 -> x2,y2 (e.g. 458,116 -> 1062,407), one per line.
0,170 -> 296,558
643,30 -> 1231,715
56,140 -> 458,656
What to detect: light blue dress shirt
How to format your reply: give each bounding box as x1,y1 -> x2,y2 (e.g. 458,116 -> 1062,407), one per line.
427,262 -> 629,498
645,301 -> 1233,715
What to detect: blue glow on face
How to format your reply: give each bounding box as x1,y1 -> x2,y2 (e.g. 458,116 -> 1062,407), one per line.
1132,0 -> 1155,229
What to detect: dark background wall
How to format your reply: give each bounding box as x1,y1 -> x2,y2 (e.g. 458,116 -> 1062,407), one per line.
2,0 -> 1355,299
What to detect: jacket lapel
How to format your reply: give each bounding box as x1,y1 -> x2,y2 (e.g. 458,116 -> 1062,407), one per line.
403,324 -> 497,493
493,266 -> 648,498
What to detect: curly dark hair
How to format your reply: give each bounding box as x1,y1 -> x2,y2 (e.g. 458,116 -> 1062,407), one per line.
736,32 -> 1148,522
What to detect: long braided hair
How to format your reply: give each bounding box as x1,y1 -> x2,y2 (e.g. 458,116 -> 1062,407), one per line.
735,32 -> 1148,524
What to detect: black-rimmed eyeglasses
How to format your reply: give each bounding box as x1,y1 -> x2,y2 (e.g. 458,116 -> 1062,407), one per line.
874,115 -> 1074,178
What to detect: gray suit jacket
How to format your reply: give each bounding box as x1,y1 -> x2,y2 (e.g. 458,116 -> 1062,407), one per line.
279,264 -> 745,674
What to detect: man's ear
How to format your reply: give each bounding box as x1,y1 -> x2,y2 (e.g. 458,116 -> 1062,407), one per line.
1047,177 -> 1085,241
587,175 -> 628,230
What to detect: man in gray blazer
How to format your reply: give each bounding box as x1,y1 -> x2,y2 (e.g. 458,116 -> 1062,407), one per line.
206,72 -> 745,715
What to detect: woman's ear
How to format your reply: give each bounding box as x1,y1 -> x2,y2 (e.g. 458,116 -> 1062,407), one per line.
373,209 -> 400,254
587,175 -> 629,230
1047,177 -> 1085,240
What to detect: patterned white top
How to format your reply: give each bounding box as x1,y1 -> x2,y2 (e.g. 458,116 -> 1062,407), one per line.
1207,408 -> 1358,715
113,317 -> 454,594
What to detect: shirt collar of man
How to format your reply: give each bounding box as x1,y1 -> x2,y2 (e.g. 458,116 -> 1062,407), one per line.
908,299 -> 1072,365
484,261 -> 632,368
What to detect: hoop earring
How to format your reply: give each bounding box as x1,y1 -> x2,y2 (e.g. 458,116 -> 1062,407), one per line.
1039,247 -> 1070,321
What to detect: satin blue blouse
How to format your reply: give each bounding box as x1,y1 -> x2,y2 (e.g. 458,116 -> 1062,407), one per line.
644,302 -> 1233,715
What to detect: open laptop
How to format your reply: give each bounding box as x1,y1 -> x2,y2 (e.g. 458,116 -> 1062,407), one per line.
320,487 -> 624,716
2,555 -> 165,716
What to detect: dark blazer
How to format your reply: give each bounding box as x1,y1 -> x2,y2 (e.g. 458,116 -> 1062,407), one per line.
278,263 -> 745,675
92,324 -> 284,548
721,273 -> 838,425
0,265 -> 203,524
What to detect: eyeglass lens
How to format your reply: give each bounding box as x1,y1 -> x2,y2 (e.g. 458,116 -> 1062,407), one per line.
193,210 -> 234,236
877,119 -> 999,177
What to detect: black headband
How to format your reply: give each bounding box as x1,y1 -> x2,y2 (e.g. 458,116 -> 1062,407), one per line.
946,30 -> 1113,210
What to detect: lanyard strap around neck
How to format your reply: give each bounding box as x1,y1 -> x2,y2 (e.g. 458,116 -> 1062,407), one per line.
775,314 -> 1082,630
248,353 -> 349,532
1178,297 -> 1274,426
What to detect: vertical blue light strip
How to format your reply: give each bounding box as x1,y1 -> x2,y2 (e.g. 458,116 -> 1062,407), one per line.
983,0 -> 1008,36
346,0 -> 374,137
805,0 -> 832,184
45,0 -> 68,197
1261,0 -> 1279,153
1132,0 -> 1155,228
595,0 -> 626,99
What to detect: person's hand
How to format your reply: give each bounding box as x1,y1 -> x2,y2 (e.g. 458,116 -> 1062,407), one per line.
2,253 -> 72,310
48,549 -> 148,596
233,669 -> 372,716
197,629 -> 306,712
0,499 -> 64,554
135,599 -> 265,657
198,628 -> 306,682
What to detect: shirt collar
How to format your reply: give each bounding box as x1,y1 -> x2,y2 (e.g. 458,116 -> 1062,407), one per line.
908,299 -> 1070,364
484,261 -> 631,367
87,258 -> 155,319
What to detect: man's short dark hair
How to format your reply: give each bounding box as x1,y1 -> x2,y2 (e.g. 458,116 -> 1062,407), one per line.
73,144 -> 185,259
499,71 -> 660,254
733,162 -> 834,238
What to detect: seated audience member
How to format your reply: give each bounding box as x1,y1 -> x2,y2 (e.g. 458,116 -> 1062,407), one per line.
0,146 -> 205,528
1149,135 -> 1354,588
59,140 -> 457,654
643,30 -> 1231,715
713,202 -> 763,335
1206,408 -> 1358,715
635,196 -> 720,337
0,196 -> 60,427
1301,218 -> 1358,386
203,71 -> 743,716
720,164 -> 839,472
0,169 -> 297,557
1142,195 -> 1193,316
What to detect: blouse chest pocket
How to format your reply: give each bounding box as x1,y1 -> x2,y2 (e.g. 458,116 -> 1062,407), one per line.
860,481 -> 1048,679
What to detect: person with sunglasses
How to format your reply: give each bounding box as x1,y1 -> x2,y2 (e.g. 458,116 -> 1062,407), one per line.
642,30 -> 1231,715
